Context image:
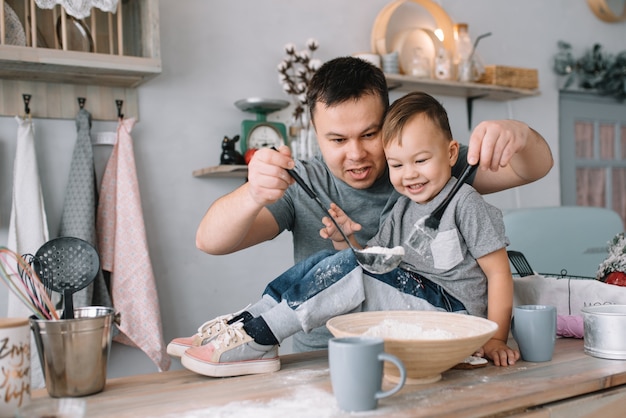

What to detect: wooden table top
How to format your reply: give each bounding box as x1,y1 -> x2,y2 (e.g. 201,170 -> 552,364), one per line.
30,338 -> 626,417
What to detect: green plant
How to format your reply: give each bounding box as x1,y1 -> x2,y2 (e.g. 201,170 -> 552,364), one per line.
553,41 -> 626,101
596,232 -> 626,281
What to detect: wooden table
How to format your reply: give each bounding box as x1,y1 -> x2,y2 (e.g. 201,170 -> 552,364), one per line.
31,338 -> 626,417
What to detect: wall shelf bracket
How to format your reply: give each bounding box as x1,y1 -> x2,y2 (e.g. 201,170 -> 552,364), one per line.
466,94 -> 488,130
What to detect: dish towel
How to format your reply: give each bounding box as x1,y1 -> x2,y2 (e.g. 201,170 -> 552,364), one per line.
7,116 -> 49,389
58,108 -> 113,310
96,118 -> 170,372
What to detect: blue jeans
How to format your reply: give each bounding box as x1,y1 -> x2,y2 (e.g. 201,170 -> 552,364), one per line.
262,249 -> 465,313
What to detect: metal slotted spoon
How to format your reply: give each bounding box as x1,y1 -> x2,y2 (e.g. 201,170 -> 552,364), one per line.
35,237 -> 100,320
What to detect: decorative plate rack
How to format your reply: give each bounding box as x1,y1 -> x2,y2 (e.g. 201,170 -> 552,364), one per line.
0,0 -> 160,120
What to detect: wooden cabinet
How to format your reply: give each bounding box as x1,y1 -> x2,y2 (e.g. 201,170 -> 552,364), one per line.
0,0 -> 160,120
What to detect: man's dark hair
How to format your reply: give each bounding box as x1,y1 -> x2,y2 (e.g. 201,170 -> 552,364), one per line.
307,56 -> 389,124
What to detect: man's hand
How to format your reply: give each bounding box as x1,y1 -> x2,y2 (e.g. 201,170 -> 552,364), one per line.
467,120 -> 553,194
245,146 -> 295,206
468,120 -> 533,171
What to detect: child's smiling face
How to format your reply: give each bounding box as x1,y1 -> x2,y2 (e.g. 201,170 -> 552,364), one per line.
384,114 -> 459,204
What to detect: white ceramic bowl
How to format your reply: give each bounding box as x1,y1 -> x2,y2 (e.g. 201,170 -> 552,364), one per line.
327,310 -> 498,384
581,304 -> 626,360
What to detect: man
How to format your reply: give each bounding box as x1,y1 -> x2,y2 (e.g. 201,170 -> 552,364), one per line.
194,56 -> 553,352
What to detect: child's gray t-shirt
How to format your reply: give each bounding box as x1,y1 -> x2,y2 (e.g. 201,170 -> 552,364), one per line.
367,178 -> 508,318
266,146 -> 474,264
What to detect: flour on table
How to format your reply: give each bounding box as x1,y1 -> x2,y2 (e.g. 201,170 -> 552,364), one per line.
363,319 -> 458,340
461,355 -> 487,365
170,386 -> 341,418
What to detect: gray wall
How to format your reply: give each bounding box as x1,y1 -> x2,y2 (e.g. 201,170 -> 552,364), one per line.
1,1 -> 625,377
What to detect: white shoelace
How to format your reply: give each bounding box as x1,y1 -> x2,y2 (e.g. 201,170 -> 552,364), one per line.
196,314 -> 231,337
213,321 -> 246,349
195,304 -> 251,337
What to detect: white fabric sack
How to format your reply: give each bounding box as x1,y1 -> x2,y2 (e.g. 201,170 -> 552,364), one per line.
514,274 -> 626,316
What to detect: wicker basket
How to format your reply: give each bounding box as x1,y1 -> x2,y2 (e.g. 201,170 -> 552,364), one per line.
477,65 -> 539,90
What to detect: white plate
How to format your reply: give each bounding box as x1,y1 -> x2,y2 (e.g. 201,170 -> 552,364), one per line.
3,3 -> 26,46
391,28 -> 441,75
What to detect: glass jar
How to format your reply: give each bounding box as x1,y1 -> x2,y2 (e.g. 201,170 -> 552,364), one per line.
407,47 -> 431,78
454,23 -> 473,82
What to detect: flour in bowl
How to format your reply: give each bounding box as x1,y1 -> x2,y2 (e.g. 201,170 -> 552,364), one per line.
363,319 -> 458,340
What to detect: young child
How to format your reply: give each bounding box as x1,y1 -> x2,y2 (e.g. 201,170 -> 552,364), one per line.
173,92 -> 520,377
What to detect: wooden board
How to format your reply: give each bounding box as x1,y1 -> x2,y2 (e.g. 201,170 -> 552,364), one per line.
192,165 -> 248,178
0,79 -> 138,120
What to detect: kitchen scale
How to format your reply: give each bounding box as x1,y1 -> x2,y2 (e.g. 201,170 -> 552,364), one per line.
235,98 -> 290,154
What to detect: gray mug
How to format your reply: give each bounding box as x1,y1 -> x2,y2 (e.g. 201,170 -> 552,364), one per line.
511,305 -> 557,362
328,337 -> 406,412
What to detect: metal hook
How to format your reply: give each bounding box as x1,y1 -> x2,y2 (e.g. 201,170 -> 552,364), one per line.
78,97 -> 86,109
23,94 -> 32,115
115,99 -> 124,119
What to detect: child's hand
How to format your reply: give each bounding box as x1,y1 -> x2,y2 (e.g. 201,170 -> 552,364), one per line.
477,338 -> 520,366
319,203 -> 362,249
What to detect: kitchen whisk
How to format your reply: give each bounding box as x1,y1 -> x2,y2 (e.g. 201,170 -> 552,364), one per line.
0,247 -> 59,320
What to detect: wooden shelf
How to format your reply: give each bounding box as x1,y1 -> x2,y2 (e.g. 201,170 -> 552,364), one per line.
193,77 -> 542,179
386,74 -> 540,129
193,165 -> 248,179
385,73 -> 540,101
0,46 -> 161,88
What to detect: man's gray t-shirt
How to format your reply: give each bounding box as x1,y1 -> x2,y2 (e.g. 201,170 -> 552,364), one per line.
268,157 -> 397,263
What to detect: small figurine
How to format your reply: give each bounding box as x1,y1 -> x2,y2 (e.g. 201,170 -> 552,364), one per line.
220,135 -> 245,165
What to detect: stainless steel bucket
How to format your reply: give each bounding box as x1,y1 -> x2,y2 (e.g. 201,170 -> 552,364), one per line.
581,304 -> 626,360
30,306 -> 120,397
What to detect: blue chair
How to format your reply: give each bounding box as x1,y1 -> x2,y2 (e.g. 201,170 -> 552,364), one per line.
503,206 -> 624,278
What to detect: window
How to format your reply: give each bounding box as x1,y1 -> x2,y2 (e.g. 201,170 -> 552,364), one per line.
559,91 -> 626,225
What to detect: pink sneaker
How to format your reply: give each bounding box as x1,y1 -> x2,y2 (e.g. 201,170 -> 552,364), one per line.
167,306 -> 249,357
181,322 -> 280,377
